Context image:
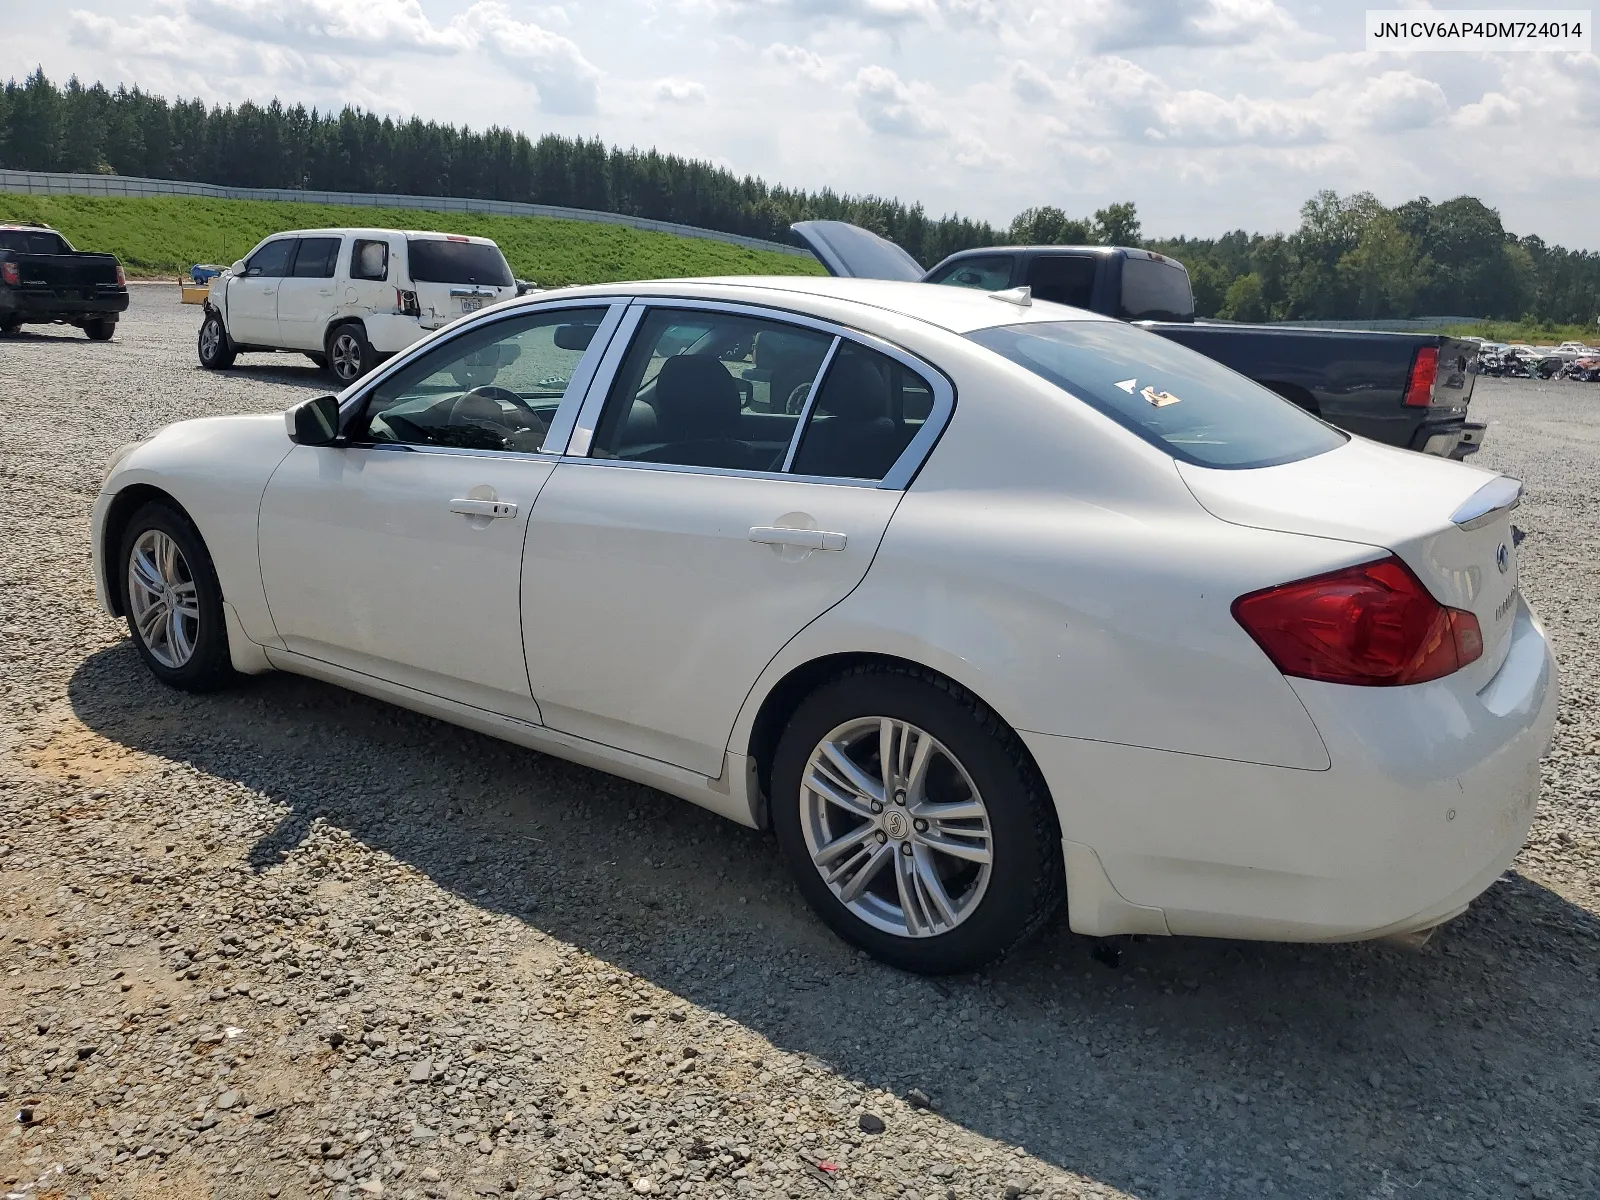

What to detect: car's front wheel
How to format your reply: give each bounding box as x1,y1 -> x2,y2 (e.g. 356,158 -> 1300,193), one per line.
772,665 -> 1064,973
326,323 -> 376,384
119,502 -> 236,692
197,312 -> 236,369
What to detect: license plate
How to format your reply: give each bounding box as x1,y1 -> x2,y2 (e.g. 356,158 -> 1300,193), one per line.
460,297 -> 482,314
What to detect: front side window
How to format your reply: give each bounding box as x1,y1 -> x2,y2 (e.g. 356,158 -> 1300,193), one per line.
353,307 -> 609,452
1026,255 -> 1098,308
406,238 -> 514,287
245,240 -> 295,278
927,255 -> 1013,292
968,320 -> 1346,469
790,341 -> 931,481
290,237 -> 341,279
589,310 -> 833,471
351,239 -> 389,282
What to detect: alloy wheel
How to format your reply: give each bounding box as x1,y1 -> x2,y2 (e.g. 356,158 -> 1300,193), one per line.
200,318 -> 221,360
126,529 -> 200,669
799,717 -> 994,938
330,332 -> 362,381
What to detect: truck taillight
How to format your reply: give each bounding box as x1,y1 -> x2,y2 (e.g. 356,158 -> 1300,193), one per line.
115,264 -> 126,287
395,289 -> 420,316
1404,345 -> 1439,407
1233,555 -> 1482,687
1,262 -> 18,286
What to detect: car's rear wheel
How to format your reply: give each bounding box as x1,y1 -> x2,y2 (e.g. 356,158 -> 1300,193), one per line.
772,664 -> 1063,973
85,317 -> 117,341
198,312 -> 236,369
326,323 -> 375,384
1,315 -> 22,336
119,502 -> 236,692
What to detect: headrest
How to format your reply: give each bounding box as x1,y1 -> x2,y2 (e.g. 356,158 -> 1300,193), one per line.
652,356 -> 742,440
817,352 -> 891,422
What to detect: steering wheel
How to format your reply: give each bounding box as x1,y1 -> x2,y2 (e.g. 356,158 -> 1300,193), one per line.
783,382 -> 814,415
449,386 -> 548,444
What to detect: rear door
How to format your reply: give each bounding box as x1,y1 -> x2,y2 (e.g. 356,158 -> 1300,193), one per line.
522,300 -> 952,777
228,238 -> 295,344
275,235 -> 343,350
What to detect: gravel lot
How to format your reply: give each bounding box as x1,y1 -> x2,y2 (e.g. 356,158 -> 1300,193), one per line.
2,287 -> 1597,1200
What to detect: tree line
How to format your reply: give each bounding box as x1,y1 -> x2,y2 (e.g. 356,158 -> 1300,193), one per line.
2,70 -> 1595,325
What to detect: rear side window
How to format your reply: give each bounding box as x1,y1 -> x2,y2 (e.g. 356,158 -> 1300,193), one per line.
351,239 -> 389,281
790,342 -> 929,481
927,256 -> 1013,291
0,230 -> 69,254
407,239 -> 514,286
1118,257 -> 1194,321
1026,256 -> 1098,308
968,320 -> 1346,469
290,237 -> 341,279
245,240 -> 294,278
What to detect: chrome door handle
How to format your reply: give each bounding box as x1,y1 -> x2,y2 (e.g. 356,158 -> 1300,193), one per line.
449,498 -> 518,519
749,526 -> 847,551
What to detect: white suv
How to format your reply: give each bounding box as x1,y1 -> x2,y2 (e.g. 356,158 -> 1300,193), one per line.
197,227 -> 520,383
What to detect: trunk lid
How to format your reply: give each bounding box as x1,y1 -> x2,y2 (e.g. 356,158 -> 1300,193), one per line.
789,220 -> 926,281
403,236 -> 518,329
1176,438 -> 1523,689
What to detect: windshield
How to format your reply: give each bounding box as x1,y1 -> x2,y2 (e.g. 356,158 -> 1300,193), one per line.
406,239 -> 514,286
0,230 -> 69,254
968,320 -> 1346,469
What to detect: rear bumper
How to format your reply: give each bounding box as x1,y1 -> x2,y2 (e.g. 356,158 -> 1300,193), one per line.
0,288 -> 129,320
1026,600 -> 1558,941
1410,418 -> 1486,459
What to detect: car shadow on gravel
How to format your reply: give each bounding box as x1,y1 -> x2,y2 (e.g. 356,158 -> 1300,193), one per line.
68,643 -> 1600,1199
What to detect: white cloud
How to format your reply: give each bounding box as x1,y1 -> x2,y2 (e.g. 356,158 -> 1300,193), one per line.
655,77 -> 708,103
1344,70 -> 1449,133
187,0 -> 468,55
1008,60 -> 1058,104
762,41 -> 837,82
850,64 -> 946,138
459,2 -> 600,114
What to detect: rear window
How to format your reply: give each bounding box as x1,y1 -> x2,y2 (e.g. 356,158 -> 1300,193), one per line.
968,320 -> 1346,469
1118,257 -> 1193,321
406,239 -> 513,286
1026,255 -> 1098,308
0,230 -> 69,254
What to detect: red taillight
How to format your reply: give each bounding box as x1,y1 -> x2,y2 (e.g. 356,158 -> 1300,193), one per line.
446,235 -> 469,243
1233,555 -> 1482,686
1,262 -> 18,286
1404,345 -> 1439,407
115,264 -> 126,287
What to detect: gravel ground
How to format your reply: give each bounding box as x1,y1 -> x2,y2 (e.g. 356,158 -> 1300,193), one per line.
1,288 -> 1597,1200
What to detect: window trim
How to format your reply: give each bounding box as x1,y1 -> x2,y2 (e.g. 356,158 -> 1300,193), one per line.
559,297 -> 955,492
333,297 -> 633,455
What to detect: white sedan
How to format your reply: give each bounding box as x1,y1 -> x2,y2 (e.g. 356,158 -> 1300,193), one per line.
93,277 -> 1557,973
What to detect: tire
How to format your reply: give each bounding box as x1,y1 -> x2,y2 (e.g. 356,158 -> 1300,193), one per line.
85,317 -> 117,341
772,664 -> 1064,974
118,502 -> 236,692
1,315 -> 21,336
198,311 -> 236,369
326,322 -> 376,384
306,351 -> 328,369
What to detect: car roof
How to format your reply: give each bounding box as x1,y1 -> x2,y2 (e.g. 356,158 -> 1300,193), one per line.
0,223 -> 57,232
257,228 -> 501,244
527,276 -> 1112,336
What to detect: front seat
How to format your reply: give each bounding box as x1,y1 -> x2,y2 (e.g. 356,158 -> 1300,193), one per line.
638,355 -> 757,468
790,350 -> 904,480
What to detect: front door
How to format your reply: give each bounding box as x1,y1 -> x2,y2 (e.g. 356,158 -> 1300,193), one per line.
228,238 -> 295,344
257,302 -> 618,718
523,304 -> 940,777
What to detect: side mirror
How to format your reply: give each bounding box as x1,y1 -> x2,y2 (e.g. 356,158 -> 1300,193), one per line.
231,260 -> 247,275
285,394 -> 341,446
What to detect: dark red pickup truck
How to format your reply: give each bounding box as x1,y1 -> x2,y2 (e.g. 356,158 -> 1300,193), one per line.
0,223 -> 129,341
793,221 -> 1484,460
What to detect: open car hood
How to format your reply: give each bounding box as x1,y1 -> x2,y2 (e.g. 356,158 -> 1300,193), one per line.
790,220 -> 926,282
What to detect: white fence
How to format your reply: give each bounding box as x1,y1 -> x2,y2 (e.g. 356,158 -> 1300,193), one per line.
0,169 -> 809,258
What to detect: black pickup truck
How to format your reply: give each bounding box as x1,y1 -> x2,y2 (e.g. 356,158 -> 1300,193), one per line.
0,223 -> 129,341
793,221 -> 1484,459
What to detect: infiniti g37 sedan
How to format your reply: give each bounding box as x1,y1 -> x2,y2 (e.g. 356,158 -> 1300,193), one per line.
93,276 -> 1557,973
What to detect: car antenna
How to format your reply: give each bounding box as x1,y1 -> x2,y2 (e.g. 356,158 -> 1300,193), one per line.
989,286 -> 1032,307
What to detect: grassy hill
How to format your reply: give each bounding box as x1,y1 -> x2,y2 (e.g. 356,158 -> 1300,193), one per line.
0,193 -> 826,286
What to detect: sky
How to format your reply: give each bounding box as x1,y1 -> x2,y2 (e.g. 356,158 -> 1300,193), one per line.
5,0 -> 1598,249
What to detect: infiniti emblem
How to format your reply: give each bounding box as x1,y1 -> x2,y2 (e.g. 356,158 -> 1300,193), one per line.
1496,543 -> 1511,574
